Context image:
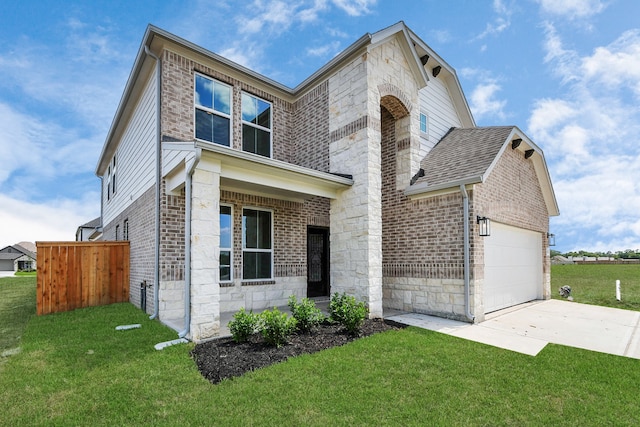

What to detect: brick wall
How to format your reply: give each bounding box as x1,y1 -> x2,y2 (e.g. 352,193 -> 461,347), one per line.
220,190 -> 330,281
159,179 -> 185,282
381,107 -> 466,276
473,146 -> 551,292
292,81 -> 330,171
102,185 -> 156,313
160,50 -> 295,163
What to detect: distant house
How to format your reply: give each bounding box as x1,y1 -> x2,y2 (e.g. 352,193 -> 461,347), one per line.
0,243 -> 37,273
95,22 -> 559,341
76,217 -> 103,241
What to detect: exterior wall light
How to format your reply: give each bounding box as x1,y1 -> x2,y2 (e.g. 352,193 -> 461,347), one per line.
547,233 -> 556,246
477,216 -> 491,237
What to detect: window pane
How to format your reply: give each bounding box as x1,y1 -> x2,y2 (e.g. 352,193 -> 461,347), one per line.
242,124 -> 256,153
257,252 -> 271,278
258,210 -> 271,249
256,128 -> 270,157
220,266 -> 231,281
196,109 -> 213,142
257,99 -> 270,128
420,113 -> 428,133
242,252 -> 271,280
220,206 -> 232,248
243,252 -> 257,279
214,83 -> 231,115
195,75 -> 213,109
241,93 -> 256,123
211,115 -> 230,146
243,209 -> 258,249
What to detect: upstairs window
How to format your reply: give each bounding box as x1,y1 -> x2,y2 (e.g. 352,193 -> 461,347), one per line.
419,111 -> 429,138
241,92 -> 271,157
242,208 -> 272,280
195,74 -> 231,146
107,154 -> 117,201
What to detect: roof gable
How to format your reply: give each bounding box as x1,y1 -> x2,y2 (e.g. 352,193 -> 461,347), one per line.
406,126 -> 559,217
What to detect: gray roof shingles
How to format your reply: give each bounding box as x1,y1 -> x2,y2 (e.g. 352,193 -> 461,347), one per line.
415,126 -> 514,188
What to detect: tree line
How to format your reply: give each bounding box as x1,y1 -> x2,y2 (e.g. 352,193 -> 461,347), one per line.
551,249 -> 640,259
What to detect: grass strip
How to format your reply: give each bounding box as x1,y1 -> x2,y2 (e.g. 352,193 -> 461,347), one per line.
0,276 -> 36,363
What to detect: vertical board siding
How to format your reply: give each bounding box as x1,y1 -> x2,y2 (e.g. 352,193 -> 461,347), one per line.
36,242 -> 130,315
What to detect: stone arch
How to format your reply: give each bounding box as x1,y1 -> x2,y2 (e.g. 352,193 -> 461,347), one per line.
378,83 -> 412,119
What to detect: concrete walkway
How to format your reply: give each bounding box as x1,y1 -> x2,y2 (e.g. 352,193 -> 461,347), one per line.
387,299 -> 640,359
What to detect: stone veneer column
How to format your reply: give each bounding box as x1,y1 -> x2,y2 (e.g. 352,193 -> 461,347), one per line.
328,52 -> 383,318
330,126 -> 383,318
189,160 -> 221,340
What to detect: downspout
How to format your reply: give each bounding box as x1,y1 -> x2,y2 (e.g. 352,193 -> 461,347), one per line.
178,148 -> 202,339
144,44 -> 162,320
460,185 -> 475,322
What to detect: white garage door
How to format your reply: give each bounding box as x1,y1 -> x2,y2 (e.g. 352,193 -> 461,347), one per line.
483,222 -> 542,313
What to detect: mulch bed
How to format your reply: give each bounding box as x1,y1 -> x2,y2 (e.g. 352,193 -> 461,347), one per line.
191,319 -> 406,384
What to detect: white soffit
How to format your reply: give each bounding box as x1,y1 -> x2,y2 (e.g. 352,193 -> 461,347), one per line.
192,141 -> 353,201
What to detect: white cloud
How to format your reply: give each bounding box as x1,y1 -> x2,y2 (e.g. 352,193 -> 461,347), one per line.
460,68 -> 507,122
473,0 -> 513,41
469,81 -> 507,121
306,41 -> 342,57
0,102 -> 100,187
581,30 -> 640,98
0,192 -> 100,249
536,0 -> 608,19
331,0 -> 376,16
529,25 -> 640,251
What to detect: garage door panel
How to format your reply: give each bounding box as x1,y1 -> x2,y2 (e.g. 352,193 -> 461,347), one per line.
484,223 -> 542,313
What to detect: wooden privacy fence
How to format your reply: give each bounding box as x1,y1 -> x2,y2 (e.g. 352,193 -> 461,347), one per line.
37,241 -> 130,315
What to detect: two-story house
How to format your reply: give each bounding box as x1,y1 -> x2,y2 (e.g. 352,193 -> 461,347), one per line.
96,22 -> 558,341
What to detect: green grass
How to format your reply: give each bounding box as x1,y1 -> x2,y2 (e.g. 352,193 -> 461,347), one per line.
2,269 -> 640,425
1,300 -> 639,426
0,276 -> 37,363
551,264 -> 640,311
14,271 -> 37,277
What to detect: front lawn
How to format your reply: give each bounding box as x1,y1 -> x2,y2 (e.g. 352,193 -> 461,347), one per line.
1,301 -> 639,426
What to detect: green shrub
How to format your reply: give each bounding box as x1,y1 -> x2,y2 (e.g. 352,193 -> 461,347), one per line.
228,307 -> 259,343
329,292 -> 368,336
288,295 -> 325,333
260,307 -> 297,347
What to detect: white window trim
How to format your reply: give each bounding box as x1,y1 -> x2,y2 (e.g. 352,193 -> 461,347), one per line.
419,110 -> 429,139
106,165 -> 111,201
241,206 -> 274,281
194,72 -> 233,145
241,91 -> 272,158
220,204 -> 233,283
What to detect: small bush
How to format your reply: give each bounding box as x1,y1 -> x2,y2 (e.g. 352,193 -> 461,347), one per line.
260,307 -> 297,347
329,292 -> 368,336
288,295 -> 325,333
228,308 -> 259,343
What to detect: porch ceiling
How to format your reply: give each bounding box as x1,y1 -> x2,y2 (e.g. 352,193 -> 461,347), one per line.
164,141 -> 353,201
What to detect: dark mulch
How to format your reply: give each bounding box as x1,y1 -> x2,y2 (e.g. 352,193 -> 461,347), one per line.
191,319 -> 406,384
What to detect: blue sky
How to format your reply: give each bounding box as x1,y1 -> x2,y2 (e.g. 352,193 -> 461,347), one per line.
1,0 -> 639,253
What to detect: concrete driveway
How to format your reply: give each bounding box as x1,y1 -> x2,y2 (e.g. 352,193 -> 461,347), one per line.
387,299 -> 640,358
0,271 -> 16,278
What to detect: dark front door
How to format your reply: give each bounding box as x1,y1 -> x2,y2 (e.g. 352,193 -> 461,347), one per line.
307,227 -> 329,297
